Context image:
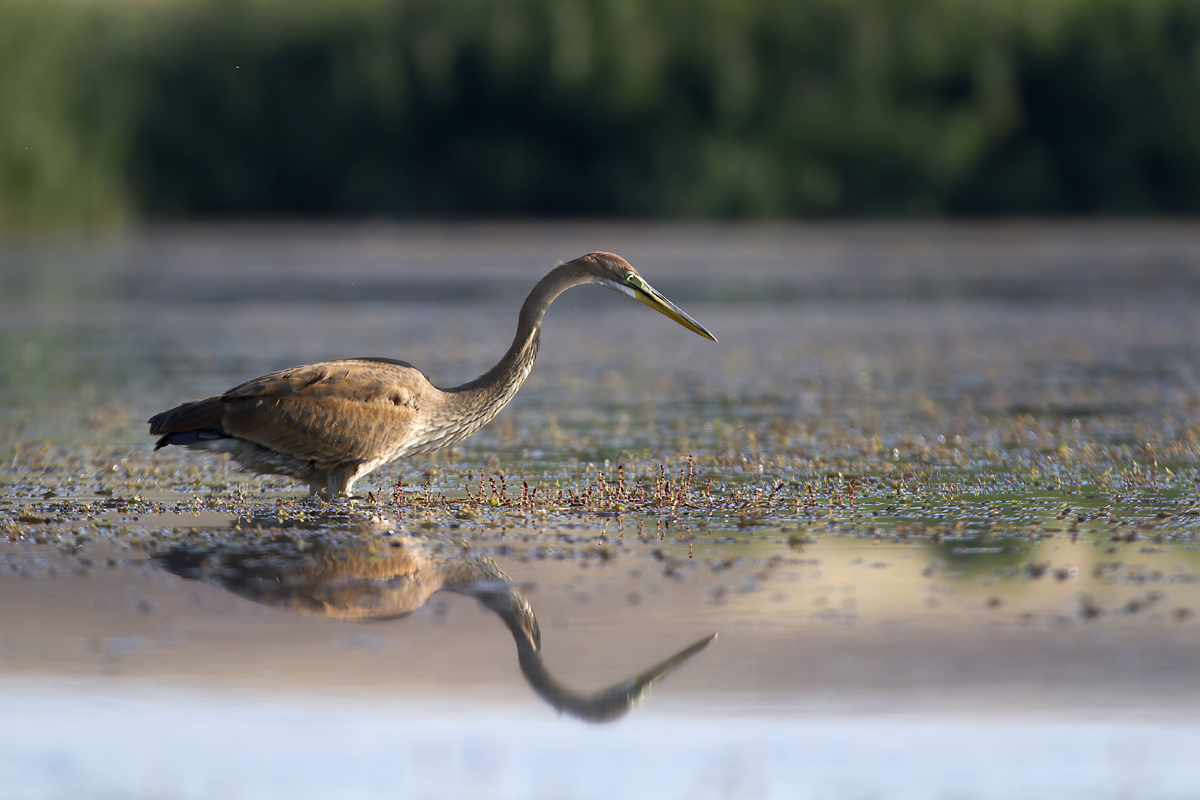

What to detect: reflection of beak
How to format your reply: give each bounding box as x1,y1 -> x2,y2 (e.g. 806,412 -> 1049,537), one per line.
632,281 -> 719,342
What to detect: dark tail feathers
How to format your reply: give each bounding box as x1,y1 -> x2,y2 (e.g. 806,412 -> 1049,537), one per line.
148,397 -> 229,449
153,429 -> 230,450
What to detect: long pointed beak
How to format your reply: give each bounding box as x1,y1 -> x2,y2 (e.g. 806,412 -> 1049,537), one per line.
633,281 -> 718,342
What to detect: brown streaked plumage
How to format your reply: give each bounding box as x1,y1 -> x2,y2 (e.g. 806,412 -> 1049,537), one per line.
148,252 -> 717,497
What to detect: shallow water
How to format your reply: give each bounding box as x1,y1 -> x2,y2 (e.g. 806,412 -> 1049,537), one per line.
3,223 -> 1200,799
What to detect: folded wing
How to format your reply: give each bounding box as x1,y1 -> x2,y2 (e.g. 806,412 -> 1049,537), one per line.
148,359 -> 428,466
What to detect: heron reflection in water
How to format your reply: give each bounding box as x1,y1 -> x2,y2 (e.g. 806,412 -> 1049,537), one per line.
154,530 -> 714,723
150,253 -> 717,497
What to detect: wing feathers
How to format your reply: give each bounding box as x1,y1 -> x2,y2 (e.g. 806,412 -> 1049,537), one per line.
149,360 -> 428,465
222,396 -> 417,464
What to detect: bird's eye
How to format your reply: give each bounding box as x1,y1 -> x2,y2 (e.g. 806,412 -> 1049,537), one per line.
626,275 -> 644,290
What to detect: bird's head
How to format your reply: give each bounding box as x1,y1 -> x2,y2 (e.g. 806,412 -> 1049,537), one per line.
576,251 -> 718,342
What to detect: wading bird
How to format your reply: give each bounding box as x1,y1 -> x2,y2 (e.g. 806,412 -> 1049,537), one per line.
149,252 -> 717,497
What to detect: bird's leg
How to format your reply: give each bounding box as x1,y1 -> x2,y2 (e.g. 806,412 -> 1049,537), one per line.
326,466 -> 358,499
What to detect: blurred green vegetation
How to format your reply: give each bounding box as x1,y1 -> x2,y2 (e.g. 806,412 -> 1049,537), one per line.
2,0 -> 1200,225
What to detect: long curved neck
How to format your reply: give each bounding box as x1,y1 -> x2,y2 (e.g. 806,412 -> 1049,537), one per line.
428,262 -> 597,440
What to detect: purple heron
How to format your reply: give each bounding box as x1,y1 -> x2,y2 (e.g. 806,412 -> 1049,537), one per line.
148,252 -> 717,497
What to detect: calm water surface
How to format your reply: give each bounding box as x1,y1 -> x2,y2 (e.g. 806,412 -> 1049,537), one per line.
3,224 -> 1200,799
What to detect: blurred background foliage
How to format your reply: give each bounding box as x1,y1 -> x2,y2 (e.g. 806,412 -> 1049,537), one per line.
2,0 -> 1200,226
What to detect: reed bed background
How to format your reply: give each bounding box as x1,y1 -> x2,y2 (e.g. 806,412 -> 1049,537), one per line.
3,0 -> 1200,227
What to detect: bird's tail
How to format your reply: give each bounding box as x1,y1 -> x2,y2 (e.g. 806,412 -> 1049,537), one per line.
148,397 -> 228,449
